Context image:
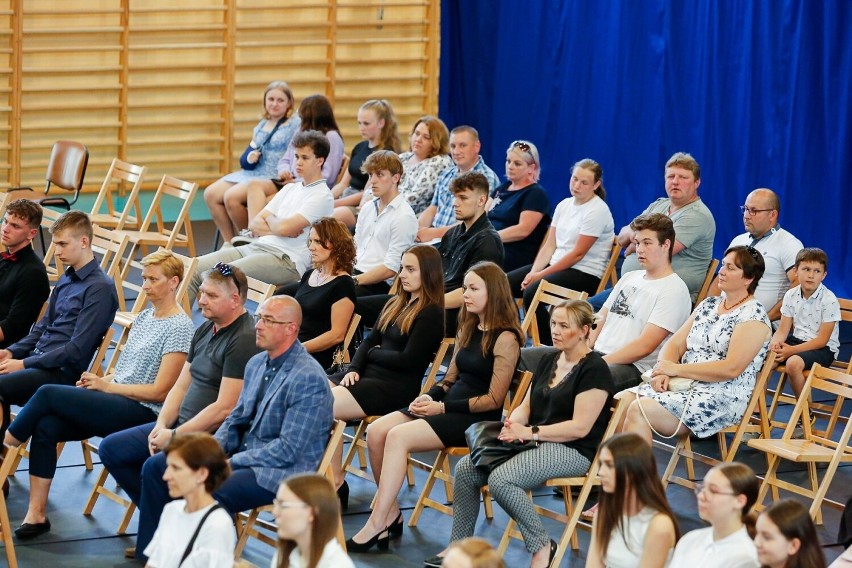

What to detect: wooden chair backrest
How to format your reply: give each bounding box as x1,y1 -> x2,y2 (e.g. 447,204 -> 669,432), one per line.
522,280 -> 588,345
89,158 -> 147,230
136,175 -> 199,249
694,258 -> 720,307
595,238 -> 622,294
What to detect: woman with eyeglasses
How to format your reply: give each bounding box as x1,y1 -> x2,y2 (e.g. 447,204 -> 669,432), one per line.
506,157 -> 615,343
585,432 -> 678,568
487,140 -> 551,272
271,473 -> 354,568
345,261 -> 523,553
288,217 -> 356,370
669,462 -> 760,568
327,244 -> 445,507
144,432 -> 235,568
204,80 -> 300,243
4,250 -> 194,540
622,245 -> 771,445
755,500 -> 826,568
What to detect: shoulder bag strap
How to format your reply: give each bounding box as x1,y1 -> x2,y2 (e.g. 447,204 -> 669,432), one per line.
178,503 -> 223,567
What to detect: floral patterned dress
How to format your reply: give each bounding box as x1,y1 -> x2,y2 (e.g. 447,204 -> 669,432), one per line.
397,151 -> 452,214
634,296 -> 770,437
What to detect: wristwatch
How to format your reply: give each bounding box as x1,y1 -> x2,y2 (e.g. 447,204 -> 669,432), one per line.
531,425 -> 540,445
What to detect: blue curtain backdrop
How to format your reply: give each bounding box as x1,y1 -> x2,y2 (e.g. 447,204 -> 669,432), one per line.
439,0 -> 851,297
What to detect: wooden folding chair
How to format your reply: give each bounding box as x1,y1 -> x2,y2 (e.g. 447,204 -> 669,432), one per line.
497,399 -> 627,565
767,297 -> 852,434
522,281 -> 588,346
0,191 -> 11,220
659,352 -> 776,490
234,419 -> 348,557
748,364 -> 852,524
89,158 -> 147,231
335,154 -> 350,186
594,238 -> 622,294
0,439 -> 19,567
407,369 -> 533,527
343,337 -> 452,483
693,258 -> 720,307
245,276 -> 276,314
39,208 -> 65,283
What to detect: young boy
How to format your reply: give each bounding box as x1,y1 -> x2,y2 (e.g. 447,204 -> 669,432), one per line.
770,248 -> 841,396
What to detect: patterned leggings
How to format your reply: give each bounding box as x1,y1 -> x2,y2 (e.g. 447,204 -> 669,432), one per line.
450,442 -> 591,553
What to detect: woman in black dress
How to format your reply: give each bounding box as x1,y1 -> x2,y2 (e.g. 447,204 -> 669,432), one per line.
328,244 -> 445,497
293,217 -> 356,369
345,261 -> 523,552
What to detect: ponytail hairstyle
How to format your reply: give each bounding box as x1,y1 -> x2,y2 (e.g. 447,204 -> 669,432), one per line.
573,158 -> 606,200
359,99 -> 401,152
714,462 -> 759,537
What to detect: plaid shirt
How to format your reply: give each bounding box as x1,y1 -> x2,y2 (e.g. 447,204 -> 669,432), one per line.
430,156 -> 501,228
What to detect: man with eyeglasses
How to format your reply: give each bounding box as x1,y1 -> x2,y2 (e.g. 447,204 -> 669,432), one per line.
707,188 -> 802,322
99,264 -> 260,560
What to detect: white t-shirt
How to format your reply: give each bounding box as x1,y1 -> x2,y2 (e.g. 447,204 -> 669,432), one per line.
669,526 -> 759,568
271,539 -> 355,568
781,283 -> 841,355
549,195 -> 615,278
144,501 -> 236,568
729,228 -> 802,313
258,179 -> 334,275
354,193 -> 418,281
597,271 -> 692,373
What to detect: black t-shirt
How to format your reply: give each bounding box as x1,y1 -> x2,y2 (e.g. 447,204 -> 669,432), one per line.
348,140 -> 378,190
437,213 -> 504,292
529,350 -> 614,461
295,271 -> 357,369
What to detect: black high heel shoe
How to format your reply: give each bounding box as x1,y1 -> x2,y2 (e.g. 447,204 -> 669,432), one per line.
387,512 -> 404,539
345,527 -> 390,553
337,480 -> 349,511
546,539 -> 558,568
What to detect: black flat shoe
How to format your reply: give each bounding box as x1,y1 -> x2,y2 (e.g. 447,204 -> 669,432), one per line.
423,554 -> 444,567
15,518 -> 51,540
337,480 -> 349,511
345,527 -> 389,553
387,512 -> 404,539
546,539 -> 558,568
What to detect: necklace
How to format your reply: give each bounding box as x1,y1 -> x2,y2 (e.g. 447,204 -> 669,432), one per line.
723,294 -> 751,311
311,267 -> 333,286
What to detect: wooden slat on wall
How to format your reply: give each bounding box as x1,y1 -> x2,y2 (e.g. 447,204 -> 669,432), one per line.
0,0 -> 438,192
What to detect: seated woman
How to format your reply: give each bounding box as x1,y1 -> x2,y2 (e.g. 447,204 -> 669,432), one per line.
670,462 -> 760,568
488,140 -> 551,272
755,500 -> 826,568
230,94 -> 345,236
331,99 -> 402,229
204,80 -> 300,243
5,250 -> 194,539
289,217 -> 357,370
586,432 -> 679,568
144,432 -> 235,568
507,158 -> 615,344
424,299 -> 615,568
623,246 -> 771,444
328,244 -> 445,500
345,261 -> 523,552
271,473 -> 355,568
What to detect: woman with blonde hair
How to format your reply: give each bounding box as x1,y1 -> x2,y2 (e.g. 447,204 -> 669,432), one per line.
272,473 -> 354,568
345,261 -> 523,553
204,80 -> 300,242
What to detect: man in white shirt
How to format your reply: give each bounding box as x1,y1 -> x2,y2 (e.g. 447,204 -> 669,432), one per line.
186,130 -> 334,305
588,213 -> 692,390
708,188 -> 802,322
352,150 -> 417,296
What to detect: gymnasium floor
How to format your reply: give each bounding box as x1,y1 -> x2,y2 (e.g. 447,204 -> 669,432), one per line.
3,220 -> 849,567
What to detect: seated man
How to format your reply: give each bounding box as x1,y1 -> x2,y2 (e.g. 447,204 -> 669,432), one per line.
134,296 -> 333,556
99,263 -> 260,560
357,171 -> 503,333
186,130 -> 334,305
708,188 -> 802,321
351,150 -> 417,297
0,199 -> 50,349
521,214 -> 691,391
0,210 -> 117,435
416,126 -> 500,244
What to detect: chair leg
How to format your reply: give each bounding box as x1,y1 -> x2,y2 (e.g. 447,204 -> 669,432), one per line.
83,467 -> 111,515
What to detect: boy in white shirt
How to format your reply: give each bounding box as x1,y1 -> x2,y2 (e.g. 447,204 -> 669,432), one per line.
770,248 -> 841,397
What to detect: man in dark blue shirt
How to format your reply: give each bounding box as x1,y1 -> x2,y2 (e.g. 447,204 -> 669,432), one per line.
0,210 -> 118,436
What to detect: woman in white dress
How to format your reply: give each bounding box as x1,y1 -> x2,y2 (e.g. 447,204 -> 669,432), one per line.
586,432 -> 678,568
272,473 -> 354,568
144,432 -> 235,568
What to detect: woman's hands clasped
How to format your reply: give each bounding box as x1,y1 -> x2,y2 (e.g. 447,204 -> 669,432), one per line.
408,394 -> 443,417
498,418 -> 529,444
648,360 -> 680,392
76,372 -> 111,393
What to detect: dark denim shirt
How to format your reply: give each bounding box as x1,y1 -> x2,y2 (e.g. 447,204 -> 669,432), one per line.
9,257 -> 118,373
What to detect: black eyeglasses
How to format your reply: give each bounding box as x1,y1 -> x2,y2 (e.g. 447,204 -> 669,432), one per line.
745,246 -> 761,261
214,262 -> 244,295
740,205 -> 773,216
512,140 -> 531,153
253,314 -> 294,327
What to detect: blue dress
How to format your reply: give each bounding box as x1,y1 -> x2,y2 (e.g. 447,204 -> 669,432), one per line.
222,115 -> 301,182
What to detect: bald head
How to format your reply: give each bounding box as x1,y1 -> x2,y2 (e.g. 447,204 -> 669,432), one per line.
263,295 -> 302,328
255,295 -> 302,357
743,188 -> 780,238
748,188 -> 780,214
